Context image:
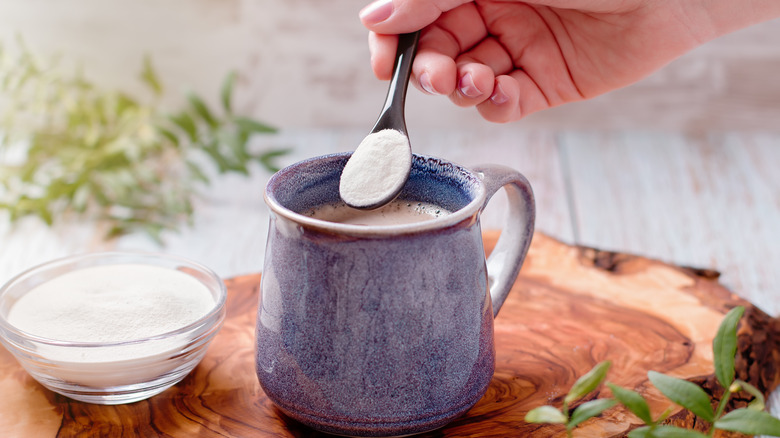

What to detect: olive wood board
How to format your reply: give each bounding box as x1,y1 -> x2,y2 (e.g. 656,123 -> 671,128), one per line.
0,232 -> 778,437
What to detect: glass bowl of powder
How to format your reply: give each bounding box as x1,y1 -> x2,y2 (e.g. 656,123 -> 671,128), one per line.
0,251 -> 227,405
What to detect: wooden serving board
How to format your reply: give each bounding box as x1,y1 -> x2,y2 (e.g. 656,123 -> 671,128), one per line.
1,232 -> 778,437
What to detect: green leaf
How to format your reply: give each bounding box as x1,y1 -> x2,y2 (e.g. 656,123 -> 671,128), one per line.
565,361 -> 611,405
168,112 -> 198,142
629,426 -> 709,438
233,116 -> 276,134
627,426 -> 652,438
200,140 -> 232,173
714,408 -> 780,436
156,127 -> 180,147
655,407 -> 674,424
524,406 -> 566,424
258,148 -> 290,173
186,160 -> 211,185
187,91 -> 217,128
568,398 -> 617,429
72,185 -> 90,212
115,92 -> 138,115
143,222 -> 166,245
106,224 -> 129,240
221,71 -> 236,114
45,178 -> 71,197
713,306 -> 744,389
647,371 -> 715,422
628,426 -> 656,438
729,379 -> 765,410
37,203 -> 53,225
224,131 -> 251,167
139,55 -> 163,96
607,383 -> 653,424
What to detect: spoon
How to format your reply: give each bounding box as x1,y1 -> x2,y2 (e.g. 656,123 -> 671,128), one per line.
339,31 -> 420,210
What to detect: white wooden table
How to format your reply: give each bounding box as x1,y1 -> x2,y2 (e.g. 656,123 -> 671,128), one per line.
1,126 -> 778,418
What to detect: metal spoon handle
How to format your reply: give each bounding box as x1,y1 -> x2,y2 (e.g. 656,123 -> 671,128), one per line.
371,31 -> 420,135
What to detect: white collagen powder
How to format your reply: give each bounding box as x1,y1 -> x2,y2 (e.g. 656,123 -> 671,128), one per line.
339,129 -> 412,208
8,264 -> 215,344
5,264 -> 217,386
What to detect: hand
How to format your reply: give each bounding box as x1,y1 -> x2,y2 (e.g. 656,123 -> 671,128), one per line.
360,0 -> 779,123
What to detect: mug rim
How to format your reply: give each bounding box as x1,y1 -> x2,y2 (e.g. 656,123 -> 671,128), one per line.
264,152 -> 487,236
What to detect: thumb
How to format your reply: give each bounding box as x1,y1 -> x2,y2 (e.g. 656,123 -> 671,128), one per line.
359,0 -> 472,34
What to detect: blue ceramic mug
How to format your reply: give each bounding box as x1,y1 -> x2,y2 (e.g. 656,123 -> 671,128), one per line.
257,153 -> 534,437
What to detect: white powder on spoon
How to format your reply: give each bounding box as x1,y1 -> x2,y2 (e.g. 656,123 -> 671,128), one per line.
339,129 -> 412,209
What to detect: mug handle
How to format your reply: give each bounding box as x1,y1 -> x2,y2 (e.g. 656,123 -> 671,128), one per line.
473,165 -> 536,318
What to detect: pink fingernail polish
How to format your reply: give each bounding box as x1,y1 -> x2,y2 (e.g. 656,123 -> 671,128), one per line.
359,0 -> 394,24
490,83 -> 509,105
419,72 -> 437,95
458,74 -> 482,98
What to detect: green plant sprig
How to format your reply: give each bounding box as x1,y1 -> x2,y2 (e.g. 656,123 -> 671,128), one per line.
0,39 -> 289,243
525,306 -> 780,437
525,361 -> 617,438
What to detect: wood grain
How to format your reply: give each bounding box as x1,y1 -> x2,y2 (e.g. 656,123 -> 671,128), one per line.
0,232 -> 778,437
562,131 -> 780,317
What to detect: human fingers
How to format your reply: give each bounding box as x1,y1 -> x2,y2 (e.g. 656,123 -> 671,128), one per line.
360,0 -> 472,33
446,36 -> 515,107
456,36 -> 515,76
476,76 -> 520,123
448,63 -> 495,107
366,1 -> 490,86
369,28 -> 460,93
408,3 -> 492,97
368,32 -> 398,80
411,46 -> 457,96
368,29 -> 464,92
476,71 -> 551,123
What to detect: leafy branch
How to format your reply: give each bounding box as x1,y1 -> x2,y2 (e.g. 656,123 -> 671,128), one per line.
0,39 -> 289,242
525,306 -> 780,437
525,361 -> 617,437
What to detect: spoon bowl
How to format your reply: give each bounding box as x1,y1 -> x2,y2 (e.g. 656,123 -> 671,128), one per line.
339,31 -> 420,210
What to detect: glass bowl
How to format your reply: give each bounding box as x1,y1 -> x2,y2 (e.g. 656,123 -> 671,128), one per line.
0,252 -> 227,405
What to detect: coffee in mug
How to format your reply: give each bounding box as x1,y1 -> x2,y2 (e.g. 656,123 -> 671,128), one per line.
302,200 -> 451,225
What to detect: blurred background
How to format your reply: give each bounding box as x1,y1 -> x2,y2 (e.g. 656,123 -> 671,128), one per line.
2,0 -> 779,133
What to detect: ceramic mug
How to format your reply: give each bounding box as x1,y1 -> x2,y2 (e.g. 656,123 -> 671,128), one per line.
256,152 -> 535,437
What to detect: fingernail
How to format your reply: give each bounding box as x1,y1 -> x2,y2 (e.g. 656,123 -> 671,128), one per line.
359,0 -> 394,24
490,83 -> 509,105
458,73 -> 482,98
419,72 -> 437,95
